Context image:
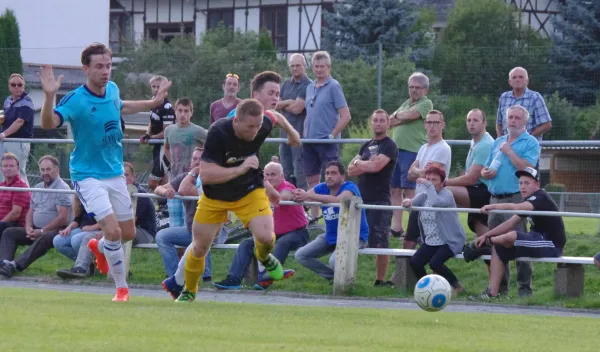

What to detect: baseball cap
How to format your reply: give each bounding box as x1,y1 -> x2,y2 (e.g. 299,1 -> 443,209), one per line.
515,166 -> 540,181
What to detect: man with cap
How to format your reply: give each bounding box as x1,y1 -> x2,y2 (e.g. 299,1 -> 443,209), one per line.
470,167 -> 566,300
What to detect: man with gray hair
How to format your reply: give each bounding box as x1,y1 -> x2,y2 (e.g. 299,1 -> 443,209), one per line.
389,72 -> 433,239
304,51 -> 351,218
496,67 -> 552,141
0,155 -> 73,279
276,53 -> 311,189
465,104 -> 540,297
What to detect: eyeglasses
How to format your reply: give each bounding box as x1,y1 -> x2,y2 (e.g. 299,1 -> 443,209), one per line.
310,89 -> 319,107
226,73 -> 240,80
425,121 -> 443,126
408,85 -> 424,90
10,83 -> 23,88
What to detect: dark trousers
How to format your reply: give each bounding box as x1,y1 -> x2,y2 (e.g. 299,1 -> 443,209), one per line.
228,228 -> 310,279
0,227 -> 57,271
410,243 -> 459,287
0,221 -> 19,241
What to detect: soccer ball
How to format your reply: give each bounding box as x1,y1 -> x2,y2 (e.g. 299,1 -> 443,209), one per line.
414,274 -> 452,312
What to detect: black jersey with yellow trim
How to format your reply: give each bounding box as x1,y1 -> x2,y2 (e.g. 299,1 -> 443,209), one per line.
201,111 -> 277,202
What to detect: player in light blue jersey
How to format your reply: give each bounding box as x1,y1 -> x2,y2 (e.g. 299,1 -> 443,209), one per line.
39,43 -> 171,302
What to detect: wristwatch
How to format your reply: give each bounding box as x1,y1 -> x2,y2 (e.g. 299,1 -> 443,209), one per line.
353,159 -> 360,166
328,133 -> 335,139
188,171 -> 198,178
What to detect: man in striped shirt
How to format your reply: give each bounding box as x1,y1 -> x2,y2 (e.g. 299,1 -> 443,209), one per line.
496,67 -> 552,141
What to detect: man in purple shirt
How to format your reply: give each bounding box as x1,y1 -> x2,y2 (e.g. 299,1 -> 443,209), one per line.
209,74 -> 241,125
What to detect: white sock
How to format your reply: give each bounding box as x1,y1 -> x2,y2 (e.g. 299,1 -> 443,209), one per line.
97,237 -> 105,254
103,239 -> 128,289
174,244 -> 192,286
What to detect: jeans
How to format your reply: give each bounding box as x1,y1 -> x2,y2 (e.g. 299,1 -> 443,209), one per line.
229,228 -> 310,279
0,221 -> 19,241
295,234 -> 365,280
410,243 -> 459,287
53,228 -> 98,261
488,194 -> 531,294
279,143 -> 306,189
156,225 -> 229,278
0,227 -> 57,271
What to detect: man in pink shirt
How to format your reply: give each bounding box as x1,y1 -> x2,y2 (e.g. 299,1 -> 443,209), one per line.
209,73 -> 242,125
0,152 -> 31,240
213,162 -> 309,290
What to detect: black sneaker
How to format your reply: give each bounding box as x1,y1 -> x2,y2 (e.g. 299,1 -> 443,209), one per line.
391,229 -> 405,238
212,276 -> 242,290
0,262 -> 16,279
468,288 -> 499,301
462,240 -> 492,263
374,280 -> 395,287
56,267 -> 88,279
202,276 -> 212,283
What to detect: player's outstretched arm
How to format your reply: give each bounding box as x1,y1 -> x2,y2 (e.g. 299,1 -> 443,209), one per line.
268,110 -> 301,147
121,79 -> 172,115
39,65 -> 64,129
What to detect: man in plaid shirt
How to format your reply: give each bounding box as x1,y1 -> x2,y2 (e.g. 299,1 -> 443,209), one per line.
496,67 -> 552,141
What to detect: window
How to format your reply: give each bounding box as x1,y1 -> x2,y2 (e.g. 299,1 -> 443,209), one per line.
207,9 -> 234,30
146,23 -> 194,43
109,12 -> 133,53
260,7 -> 287,50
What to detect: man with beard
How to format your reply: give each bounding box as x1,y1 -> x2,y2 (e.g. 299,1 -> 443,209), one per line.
210,73 -> 241,124
0,155 -> 73,279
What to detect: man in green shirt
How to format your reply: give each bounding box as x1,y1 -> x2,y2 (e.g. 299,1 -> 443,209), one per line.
389,72 -> 433,238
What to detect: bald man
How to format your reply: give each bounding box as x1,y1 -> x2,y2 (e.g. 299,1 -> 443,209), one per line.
496,67 -> 552,141
276,53 -> 311,189
213,162 -> 309,290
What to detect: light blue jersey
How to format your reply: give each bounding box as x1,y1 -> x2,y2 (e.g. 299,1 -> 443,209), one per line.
55,82 -> 124,181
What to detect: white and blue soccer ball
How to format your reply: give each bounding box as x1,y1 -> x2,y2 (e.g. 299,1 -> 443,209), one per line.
414,274 -> 452,312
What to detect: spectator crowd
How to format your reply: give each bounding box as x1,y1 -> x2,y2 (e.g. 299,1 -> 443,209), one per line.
2,50 -> 595,300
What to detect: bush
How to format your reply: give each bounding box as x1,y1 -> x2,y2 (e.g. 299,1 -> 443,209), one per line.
544,92 -> 579,140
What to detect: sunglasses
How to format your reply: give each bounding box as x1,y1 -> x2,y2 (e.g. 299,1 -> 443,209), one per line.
10,83 -> 23,88
310,87 -> 320,107
226,73 -> 240,80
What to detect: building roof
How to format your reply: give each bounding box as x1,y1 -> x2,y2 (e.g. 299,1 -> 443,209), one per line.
23,63 -> 87,89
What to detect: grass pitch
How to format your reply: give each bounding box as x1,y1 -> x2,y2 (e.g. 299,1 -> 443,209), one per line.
0,288 -> 598,351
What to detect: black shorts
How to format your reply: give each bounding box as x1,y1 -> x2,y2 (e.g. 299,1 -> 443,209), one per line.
466,183 -> 491,232
366,206 -> 392,248
405,211 -> 420,242
494,231 -> 563,264
150,145 -> 170,180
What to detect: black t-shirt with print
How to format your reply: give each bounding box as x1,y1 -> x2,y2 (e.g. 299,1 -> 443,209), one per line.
201,113 -> 276,202
357,136 -> 398,203
520,189 -> 566,248
149,98 -> 175,135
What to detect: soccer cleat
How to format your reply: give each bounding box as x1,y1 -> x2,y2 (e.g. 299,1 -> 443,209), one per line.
261,254 -> 284,281
175,290 -> 196,303
256,269 -> 295,289
88,238 -> 109,275
162,276 -> 183,300
213,276 -> 242,290
112,287 -> 129,302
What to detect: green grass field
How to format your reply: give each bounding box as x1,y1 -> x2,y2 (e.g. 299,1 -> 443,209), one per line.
0,288 -> 598,352
11,214 -> 600,308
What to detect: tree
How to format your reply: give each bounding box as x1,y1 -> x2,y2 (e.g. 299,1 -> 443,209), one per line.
321,0 -> 434,63
0,9 -> 23,100
432,0 -> 551,98
550,0 -> 600,107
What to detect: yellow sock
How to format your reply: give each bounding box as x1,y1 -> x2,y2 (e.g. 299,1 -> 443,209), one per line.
183,250 -> 205,294
254,234 -> 275,262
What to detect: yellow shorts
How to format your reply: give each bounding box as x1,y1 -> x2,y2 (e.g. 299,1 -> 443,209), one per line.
194,188 -> 272,227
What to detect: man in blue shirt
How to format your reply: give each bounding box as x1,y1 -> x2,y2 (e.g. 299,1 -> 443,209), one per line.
468,104 -> 540,297
38,42 -> 171,302
293,161 -> 368,281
